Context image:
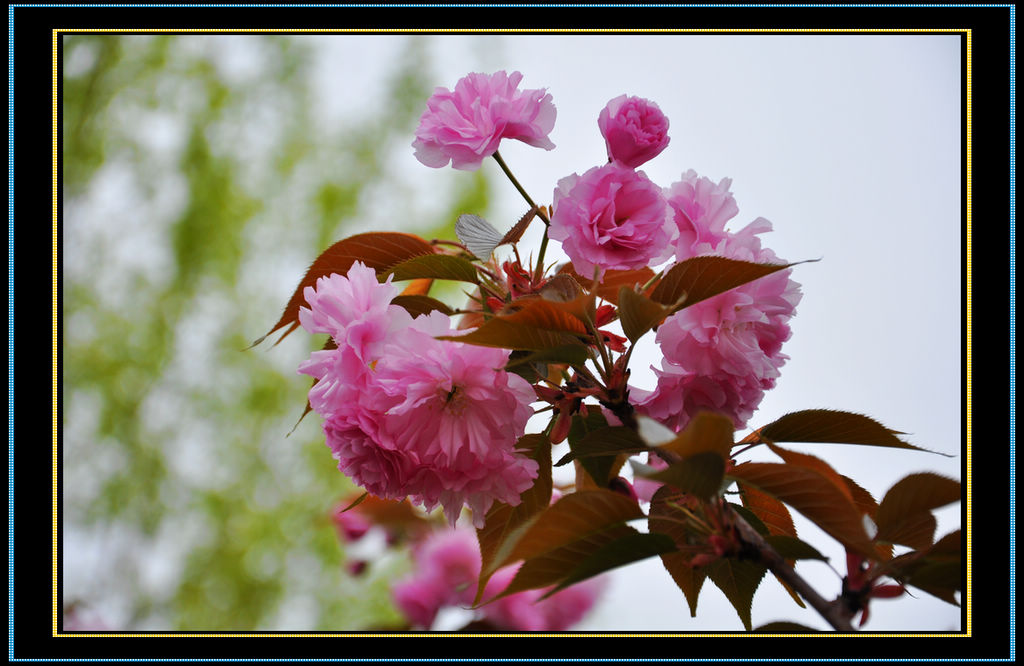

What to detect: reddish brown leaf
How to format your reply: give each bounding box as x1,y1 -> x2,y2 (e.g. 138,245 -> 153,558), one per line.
765,443 -> 854,503
475,434 -> 552,602
875,473 -> 961,550
555,263 -> 655,305
753,409 -> 941,454
499,205 -> 539,246
658,411 -> 736,460
257,232 -> 435,346
650,256 -> 796,310
617,286 -> 673,343
440,318 -> 584,351
488,489 -> 644,576
648,486 -> 707,616
739,482 -> 797,539
727,462 -> 877,559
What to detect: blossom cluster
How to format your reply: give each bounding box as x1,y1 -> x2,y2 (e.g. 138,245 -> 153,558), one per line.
391,526 -> 606,631
297,262 -> 538,527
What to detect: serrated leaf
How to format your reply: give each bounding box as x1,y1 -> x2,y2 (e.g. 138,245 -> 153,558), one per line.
566,409 -> 619,487
705,557 -> 768,631
499,205 -> 539,246
657,411 -> 736,460
488,489 -> 644,577
384,254 -> 480,284
556,264 -> 656,305
399,277 -> 434,296
752,621 -> 822,633
648,487 -> 707,616
875,473 -> 961,549
764,535 -> 828,561
505,345 -> 592,372
389,295 -> 454,318
483,524 -> 634,603
728,503 -> 770,537
475,434 -> 552,602
765,443 -> 854,503
753,409 -> 943,455
734,488 -> 805,608
440,318 -> 584,351
738,482 -> 797,539
257,232 -> 435,345
617,286 -> 673,343
631,452 -> 726,500
540,530 -> 678,599
556,426 -> 648,467
727,462 -> 877,559
650,256 -> 798,310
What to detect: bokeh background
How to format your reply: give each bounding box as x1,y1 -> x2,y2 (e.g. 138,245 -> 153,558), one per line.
61,33 -> 963,631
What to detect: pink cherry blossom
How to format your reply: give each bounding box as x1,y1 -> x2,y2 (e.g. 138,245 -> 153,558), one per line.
598,94 -> 671,168
298,266 -> 539,527
480,565 -> 607,631
392,577 -> 448,629
634,171 -> 802,432
549,163 -> 676,277
413,70 -> 556,171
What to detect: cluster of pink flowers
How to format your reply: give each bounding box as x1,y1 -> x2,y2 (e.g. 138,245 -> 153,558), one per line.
550,95 -> 676,279
413,70 -> 556,171
297,262 -> 539,527
391,527 -> 606,631
633,171 -> 802,432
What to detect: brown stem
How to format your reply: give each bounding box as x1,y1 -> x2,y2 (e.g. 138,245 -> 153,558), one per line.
730,512 -> 856,632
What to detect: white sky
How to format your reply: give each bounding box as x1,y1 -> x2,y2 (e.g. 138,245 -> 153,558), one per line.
308,33 -> 963,632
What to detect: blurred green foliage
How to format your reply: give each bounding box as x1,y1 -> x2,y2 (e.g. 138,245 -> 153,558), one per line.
61,34 -> 490,630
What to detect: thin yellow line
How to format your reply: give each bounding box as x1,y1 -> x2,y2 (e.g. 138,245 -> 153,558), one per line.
964,29 -> 972,638
52,28 -> 59,638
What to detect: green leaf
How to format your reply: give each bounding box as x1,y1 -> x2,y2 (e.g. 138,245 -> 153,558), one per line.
875,473 -> 961,549
617,286 -> 673,343
705,557 -> 768,631
475,434 -> 552,602
555,426 -> 648,467
383,253 -> 480,284
504,344 -> 592,372
728,503 -> 770,537
650,256 -> 799,310
764,535 -> 828,561
631,451 -> 726,501
566,408 -> 620,487
727,462 -> 877,559
752,409 -> 945,455
647,487 -> 707,617
540,530 -> 678,599
389,295 -> 454,318
752,621 -> 823,633
257,232 -> 435,346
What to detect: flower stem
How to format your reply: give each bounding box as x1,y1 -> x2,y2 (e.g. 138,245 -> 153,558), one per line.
491,150 -> 553,283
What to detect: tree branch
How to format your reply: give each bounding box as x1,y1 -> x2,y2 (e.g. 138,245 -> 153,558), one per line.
730,511 -> 856,632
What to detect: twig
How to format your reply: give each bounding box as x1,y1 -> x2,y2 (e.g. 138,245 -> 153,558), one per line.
730,511 -> 856,632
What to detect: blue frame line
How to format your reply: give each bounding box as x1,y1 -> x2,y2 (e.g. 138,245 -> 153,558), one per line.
8,2 -> 1011,659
